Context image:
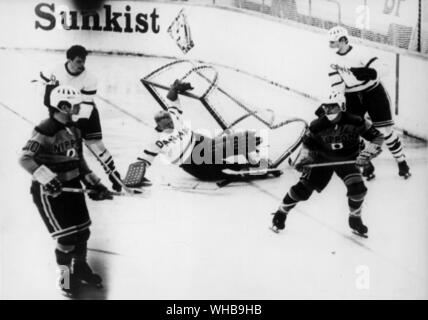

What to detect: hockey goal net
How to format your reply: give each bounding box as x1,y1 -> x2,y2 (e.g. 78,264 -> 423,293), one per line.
141,60 -> 308,168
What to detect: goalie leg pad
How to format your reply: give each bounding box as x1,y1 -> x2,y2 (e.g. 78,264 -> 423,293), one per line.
214,131 -> 261,159
124,161 -> 148,188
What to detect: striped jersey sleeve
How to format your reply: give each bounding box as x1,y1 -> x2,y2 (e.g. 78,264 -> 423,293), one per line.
81,72 -> 97,105
19,129 -> 46,174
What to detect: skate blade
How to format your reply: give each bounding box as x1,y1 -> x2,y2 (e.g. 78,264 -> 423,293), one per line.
269,226 -> 280,234
400,173 -> 411,179
352,230 -> 368,238
80,280 -> 103,289
60,290 -> 75,299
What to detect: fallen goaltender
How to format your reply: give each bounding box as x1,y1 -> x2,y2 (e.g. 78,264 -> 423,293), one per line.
123,79 -> 285,190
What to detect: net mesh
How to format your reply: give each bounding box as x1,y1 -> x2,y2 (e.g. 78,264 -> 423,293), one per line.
141,60 -> 308,167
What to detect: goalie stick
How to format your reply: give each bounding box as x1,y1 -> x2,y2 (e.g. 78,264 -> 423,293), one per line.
217,168 -> 283,187
221,168 -> 283,177
61,187 -> 147,198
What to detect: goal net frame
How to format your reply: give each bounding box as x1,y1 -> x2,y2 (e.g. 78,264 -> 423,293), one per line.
140,60 -> 308,168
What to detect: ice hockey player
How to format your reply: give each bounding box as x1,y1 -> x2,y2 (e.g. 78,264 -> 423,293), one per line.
271,92 -> 384,236
19,85 -> 113,296
123,79 -> 267,188
325,26 -> 410,180
39,44 -> 123,191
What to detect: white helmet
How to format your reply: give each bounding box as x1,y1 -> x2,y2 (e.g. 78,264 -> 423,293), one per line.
328,26 -> 349,42
325,91 -> 346,110
50,85 -> 82,113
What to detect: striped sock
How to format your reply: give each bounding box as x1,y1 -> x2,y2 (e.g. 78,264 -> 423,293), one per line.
348,198 -> 363,216
384,131 -> 405,162
278,193 -> 298,214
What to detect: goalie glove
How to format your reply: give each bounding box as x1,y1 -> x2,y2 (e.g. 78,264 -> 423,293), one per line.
356,143 -> 382,167
33,165 -> 62,197
350,67 -> 377,81
294,147 -> 316,172
167,79 -> 193,101
123,160 -> 150,188
82,172 -> 114,201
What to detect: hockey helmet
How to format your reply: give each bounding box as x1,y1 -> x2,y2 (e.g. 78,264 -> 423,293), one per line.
322,91 -> 346,118
50,85 -> 82,114
154,110 -> 174,130
328,26 -> 349,42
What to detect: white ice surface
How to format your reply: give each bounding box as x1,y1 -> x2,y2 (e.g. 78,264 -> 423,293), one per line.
0,50 -> 427,299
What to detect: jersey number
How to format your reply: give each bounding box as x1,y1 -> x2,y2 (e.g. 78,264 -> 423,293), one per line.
66,148 -> 77,158
331,143 -> 344,150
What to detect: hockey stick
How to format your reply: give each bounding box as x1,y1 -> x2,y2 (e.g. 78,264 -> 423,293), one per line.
303,160 -> 356,168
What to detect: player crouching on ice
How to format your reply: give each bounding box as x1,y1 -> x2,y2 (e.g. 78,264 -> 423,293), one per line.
19,85 -> 113,296
270,92 -> 384,236
123,79 -> 268,188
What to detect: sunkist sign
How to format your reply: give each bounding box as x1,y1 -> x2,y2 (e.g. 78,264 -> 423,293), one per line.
34,2 -> 160,33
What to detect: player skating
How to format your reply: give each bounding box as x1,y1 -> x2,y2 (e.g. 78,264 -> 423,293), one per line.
19,85 -> 113,297
40,45 -> 123,191
271,92 -> 384,236
123,80 -> 271,188
325,26 -> 410,180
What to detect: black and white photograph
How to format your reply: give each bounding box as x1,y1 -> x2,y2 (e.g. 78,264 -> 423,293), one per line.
0,0 -> 427,302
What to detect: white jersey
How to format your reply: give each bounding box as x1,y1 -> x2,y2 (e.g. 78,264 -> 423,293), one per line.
139,99 -> 195,166
328,45 -> 387,93
41,63 -> 97,118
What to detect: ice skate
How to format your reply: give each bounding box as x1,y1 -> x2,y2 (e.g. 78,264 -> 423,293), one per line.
398,160 -> 411,179
348,215 -> 368,237
73,261 -> 103,288
270,210 -> 287,233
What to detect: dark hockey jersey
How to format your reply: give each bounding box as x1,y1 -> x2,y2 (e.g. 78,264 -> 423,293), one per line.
19,118 -> 91,182
304,112 -> 384,161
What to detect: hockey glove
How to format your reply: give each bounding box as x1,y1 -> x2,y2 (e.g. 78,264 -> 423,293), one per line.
314,104 -> 326,117
172,79 -> 193,93
44,178 -> 63,197
350,67 -> 377,81
294,147 -> 316,172
108,170 -> 122,192
33,165 -> 63,197
356,143 -> 382,167
167,80 -> 193,101
83,172 -> 114,201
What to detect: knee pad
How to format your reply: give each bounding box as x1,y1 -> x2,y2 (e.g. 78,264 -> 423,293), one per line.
290,181 -> 314,201
57,229 -> 90,246
346,181 -> 367,201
